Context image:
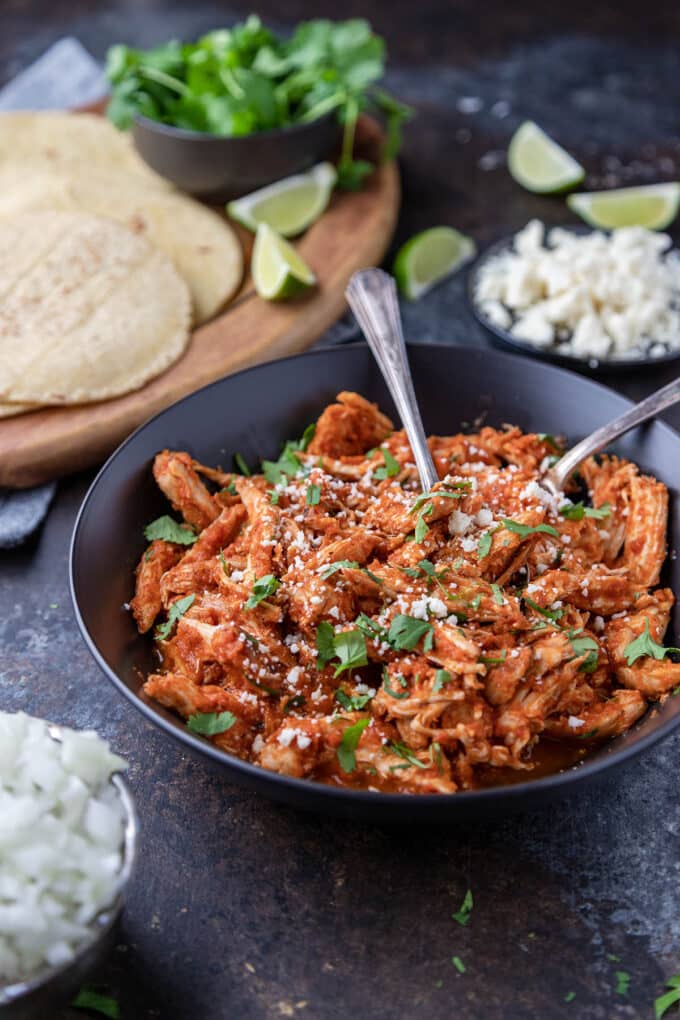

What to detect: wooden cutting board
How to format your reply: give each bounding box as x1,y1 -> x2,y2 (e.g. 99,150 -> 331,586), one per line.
0,116 -> 399,488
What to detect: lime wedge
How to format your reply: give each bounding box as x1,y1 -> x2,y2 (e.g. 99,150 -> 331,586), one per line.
227,162 -> 337,237
252,223 -> 316,300
508,121 -> 585,194
567,183 -> 680,230
393,227 -> 476,300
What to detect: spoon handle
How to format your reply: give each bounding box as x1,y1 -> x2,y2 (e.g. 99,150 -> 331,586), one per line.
550,375 -> 680,489
346,269 -> 439,491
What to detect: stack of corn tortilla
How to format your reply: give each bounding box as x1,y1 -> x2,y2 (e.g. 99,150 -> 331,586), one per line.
0,112 -> 243,419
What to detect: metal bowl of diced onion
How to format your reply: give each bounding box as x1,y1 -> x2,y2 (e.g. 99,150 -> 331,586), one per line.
468,220 -> 680,373
0,719 -> 137,1019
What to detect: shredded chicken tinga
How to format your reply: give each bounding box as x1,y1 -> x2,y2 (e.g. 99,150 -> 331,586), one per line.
130,392 -> 680,793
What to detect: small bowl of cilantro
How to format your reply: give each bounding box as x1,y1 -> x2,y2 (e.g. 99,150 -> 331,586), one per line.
106,15 -> 409,201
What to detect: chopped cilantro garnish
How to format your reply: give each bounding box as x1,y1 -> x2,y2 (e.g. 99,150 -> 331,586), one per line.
414,512 -> 430,543
452,956 -> 466,974
336,688 -> 373,711
615,971 -> 630,996
298,422 -> 316,451
316,620 -> 336,668
306,482 -> 321,506
452,888 -> 473,926
386,740 -> 427,769
373,447 -> 400,480
382,667 -> 410,699
219,550 -> 229,575
470,594 -> 482,611
156,593 -> 195,639
262,442 -> 302,485
355,613 -> 388,642
569,634 -> 599,673
607,954 -> 621,963
245,574 -> 280,609
477,527 -> 500,560
537,432 -> 561,451
491,583 -> 504,605
72,988 -> 120,1019
241,630 -> 259,648
524,597 -> 563,623
144,514 -> 197,546
479,650 -> 507,666
564,991 -> 576,1003
559,501 -> 611,521
268,489 -> 280,505
321,559 -> 360,580
403,559 -> 449,592
332,630 -> 368,676
655,973 -> 680,1018
623,619 -> 680,666
502,518 -> 559,539
337,718 -> 370,773
388,614 -> 434,651
187,710 -> 237,735
433,668 -> 451,692
220,480 -> 238,496
234,452 -> 251,476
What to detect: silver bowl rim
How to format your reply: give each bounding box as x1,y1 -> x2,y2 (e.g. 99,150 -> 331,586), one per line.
0,724 -> 137,1005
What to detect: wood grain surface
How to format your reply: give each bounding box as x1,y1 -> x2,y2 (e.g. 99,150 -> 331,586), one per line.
0,116 -> 399,488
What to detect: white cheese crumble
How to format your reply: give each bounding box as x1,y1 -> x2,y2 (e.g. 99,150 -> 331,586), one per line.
448,510 -> 472,536
475,219 -> 680,360
0,712 -> 128,985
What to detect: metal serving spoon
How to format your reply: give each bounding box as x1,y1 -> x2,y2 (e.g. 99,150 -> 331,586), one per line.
345,267 -> 680,493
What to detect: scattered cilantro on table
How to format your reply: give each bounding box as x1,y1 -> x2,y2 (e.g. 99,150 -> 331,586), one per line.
452,888 -> 473,926
655,972 -> 680,1018
72,987 -> 121,1019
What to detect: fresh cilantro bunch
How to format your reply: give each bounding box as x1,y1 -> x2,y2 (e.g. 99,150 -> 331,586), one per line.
105,15 -> 411,189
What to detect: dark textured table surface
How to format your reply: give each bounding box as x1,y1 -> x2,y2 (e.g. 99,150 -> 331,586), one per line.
2,3 -> 680,1018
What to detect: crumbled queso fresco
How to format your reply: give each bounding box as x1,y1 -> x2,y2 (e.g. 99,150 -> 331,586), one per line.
0,712 -> 128,986
474,219 -> 680,361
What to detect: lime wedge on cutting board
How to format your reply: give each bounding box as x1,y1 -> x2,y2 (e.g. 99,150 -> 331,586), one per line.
508,121 -> 585,194
227,163 -> 337,237
567,182 -> 680,230
393,227 -> 476,300
252,223 -> 316,300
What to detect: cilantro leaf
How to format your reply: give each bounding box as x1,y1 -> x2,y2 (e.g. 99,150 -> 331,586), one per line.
333,629 -> 368,676
414,513 -> 430,543
502,518 -> 559,539
387,614 -> 434,651
298,422 -> 316,451
336,688 -> 373,710
156,593 -> 195,639
316,620 -> 336,668
220,480 -> 238,496
569,634 -> 600,673
452,955 -> 466,974
187,710 -> 237,735
615,971 -> 630,996
433,668 -> 451,692
382,667 -> 410,699
655,974 -> 680,1019
283,694 -> 306,714
373,447 -> 400,480
559,501 -> 612,521
564,992 -> 576,1003
337,717 -> 370,772
479,650 -> 507,666
245,574 -> 280,609
452,888 -> 473,926
262,443 -> 302,486
306,482 -> 321,505
233,452 -> 251,476
624,619 -> 680,666
524,596 -> 564,623
321,559 -> 360,579
386,740 -> 428,769
491,582 -> 504,605
477,530 -> 495,560
144,515 -> 197,546
72,988 -> 121,1019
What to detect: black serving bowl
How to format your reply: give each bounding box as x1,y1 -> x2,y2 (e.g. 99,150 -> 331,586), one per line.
70,343 -> 680,822
132,111 -> 340,202
468,231 -> 680,375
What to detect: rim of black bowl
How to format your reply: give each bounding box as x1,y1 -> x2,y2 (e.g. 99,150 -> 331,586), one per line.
133,108 -> 337,143
69,342 -> 680,813
467,229 -> 680,375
